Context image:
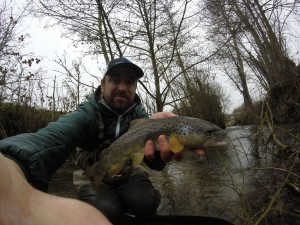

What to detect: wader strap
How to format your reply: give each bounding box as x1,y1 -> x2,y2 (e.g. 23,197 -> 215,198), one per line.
97,111 -> 104,141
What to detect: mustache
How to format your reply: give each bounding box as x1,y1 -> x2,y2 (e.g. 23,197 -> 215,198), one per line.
114,91 -> 130,99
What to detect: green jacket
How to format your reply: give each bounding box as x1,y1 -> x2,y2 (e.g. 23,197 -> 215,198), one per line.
0,86 -> 148,191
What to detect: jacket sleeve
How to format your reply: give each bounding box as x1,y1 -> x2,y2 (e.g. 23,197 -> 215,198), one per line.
0,100 -> 99,191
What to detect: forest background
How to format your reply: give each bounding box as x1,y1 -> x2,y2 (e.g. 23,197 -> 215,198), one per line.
1,1 -> 300,224
1,0 -> 300,136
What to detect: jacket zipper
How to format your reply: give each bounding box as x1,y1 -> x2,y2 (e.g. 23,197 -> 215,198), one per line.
115,115 -> 122,138
99,98 -> 137,139
114,104 -> 136,138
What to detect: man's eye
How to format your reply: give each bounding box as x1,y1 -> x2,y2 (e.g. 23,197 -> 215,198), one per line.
126,80 -> 135,85
112,79 -> 119,83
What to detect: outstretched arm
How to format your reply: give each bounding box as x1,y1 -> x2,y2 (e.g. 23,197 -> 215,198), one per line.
0,153 -> 112,225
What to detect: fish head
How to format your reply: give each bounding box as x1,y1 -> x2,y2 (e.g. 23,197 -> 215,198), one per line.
169,117 -> 225,152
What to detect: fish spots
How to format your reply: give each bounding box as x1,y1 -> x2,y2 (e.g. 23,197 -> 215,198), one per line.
103,149 -> 109,156
177,124 -> 194,139
84,116 -> 223,187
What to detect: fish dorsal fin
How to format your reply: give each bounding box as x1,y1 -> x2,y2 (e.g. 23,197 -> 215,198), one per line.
129,118 -> 148,129
169,134 -> 184,153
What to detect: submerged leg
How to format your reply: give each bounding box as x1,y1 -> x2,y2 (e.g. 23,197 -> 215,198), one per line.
119,167 -> 161,216
77,183 -> 123,222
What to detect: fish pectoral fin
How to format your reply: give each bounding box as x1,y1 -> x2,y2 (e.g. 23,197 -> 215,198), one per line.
169,134 -> 184,153
131,152 -> 144,166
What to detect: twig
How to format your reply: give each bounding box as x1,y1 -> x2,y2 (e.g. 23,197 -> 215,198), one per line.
252,166 -> 300,180
253,153 -> 298,225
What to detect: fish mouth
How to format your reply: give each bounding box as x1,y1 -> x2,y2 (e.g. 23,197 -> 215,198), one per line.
204,139 -> 228,147
192,139 -> 228,158
203,130 -> 227,147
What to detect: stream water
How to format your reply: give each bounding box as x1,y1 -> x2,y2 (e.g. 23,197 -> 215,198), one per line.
147,125 -> 300,225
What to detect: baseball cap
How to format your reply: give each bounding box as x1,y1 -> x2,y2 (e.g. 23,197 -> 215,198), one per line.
104,57 -> 144,78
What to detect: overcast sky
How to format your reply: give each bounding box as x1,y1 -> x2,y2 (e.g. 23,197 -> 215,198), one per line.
22,15 -> 101,83
17,1 -> 243,114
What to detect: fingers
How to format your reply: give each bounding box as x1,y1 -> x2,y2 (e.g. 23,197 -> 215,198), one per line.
144,139 -> 155,162
149,112 -> 177,119
158,135 -> 183,162
194,148 -> 206,157
144,135 -> 184,163
158,135 -> 172,162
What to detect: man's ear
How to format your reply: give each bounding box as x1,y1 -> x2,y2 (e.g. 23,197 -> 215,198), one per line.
100,78 -> 105,95
101,77 -> 105,86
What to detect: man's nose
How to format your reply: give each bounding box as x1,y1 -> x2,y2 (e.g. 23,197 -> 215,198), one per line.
117,82 -> 128,91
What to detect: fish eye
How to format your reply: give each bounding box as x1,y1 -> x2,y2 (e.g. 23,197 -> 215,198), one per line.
205,130 -> 214,135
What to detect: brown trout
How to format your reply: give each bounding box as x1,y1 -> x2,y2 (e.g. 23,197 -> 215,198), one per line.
84,116 -> 225,187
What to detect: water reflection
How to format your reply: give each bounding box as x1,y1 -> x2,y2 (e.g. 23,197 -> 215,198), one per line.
147,125 -> 300,225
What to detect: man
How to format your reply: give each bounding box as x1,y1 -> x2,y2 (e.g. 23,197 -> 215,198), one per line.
73,57 -> 179,222
0,57 -> 183,223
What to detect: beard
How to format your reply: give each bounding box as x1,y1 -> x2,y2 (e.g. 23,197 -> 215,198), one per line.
110,92 -> 134,111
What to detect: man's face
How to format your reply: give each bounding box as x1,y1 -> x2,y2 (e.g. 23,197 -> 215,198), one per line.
101,67 -> 138,112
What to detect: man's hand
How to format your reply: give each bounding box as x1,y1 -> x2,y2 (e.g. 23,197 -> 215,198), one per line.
144,112 -> 183,163
149,111 -> 177,119
144,112 -> 207,163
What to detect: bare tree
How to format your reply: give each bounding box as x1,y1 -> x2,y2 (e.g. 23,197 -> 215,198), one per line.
203,0 -> 300,120
32,0 -> 122,61
53,53 -> 95,111
0,0 -> 44,107
31,0 -> 219,113
203,0 -> 254,110
172,68 -> 226,127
